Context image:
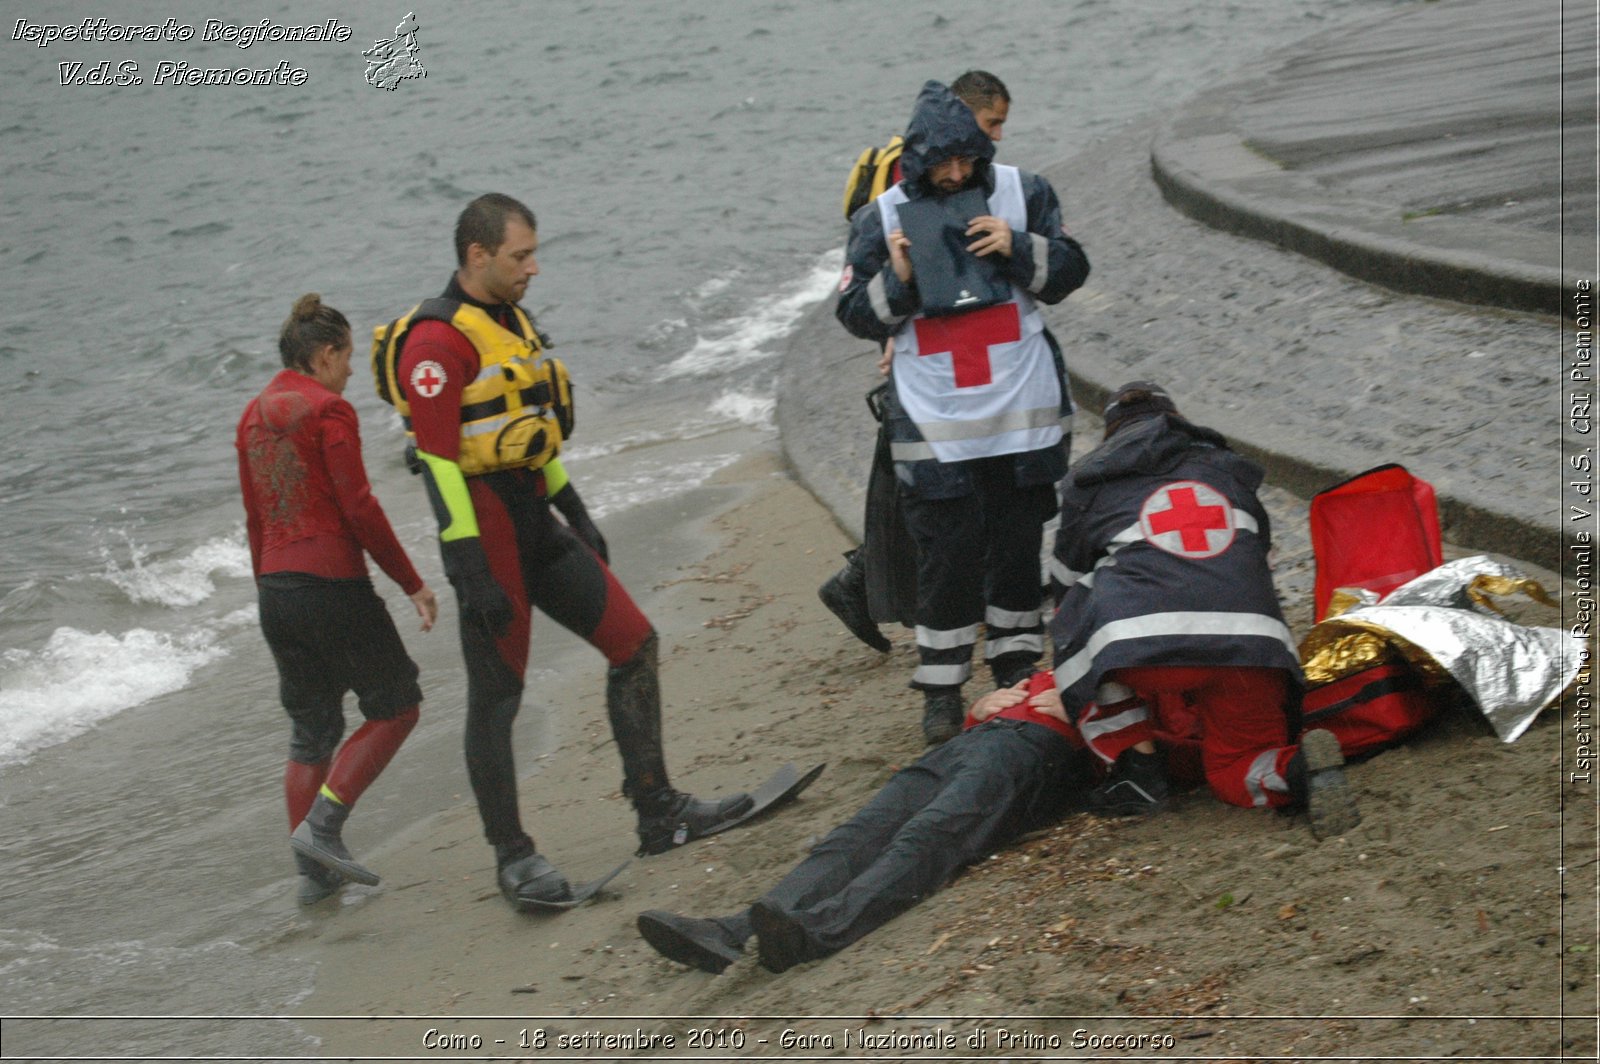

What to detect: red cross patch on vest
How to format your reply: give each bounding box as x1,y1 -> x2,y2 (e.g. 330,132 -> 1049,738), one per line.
1139,480 -> 1235,558
409,359 -> 447,399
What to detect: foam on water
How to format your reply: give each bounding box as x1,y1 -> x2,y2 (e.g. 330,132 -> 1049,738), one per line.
561,419 -> 734,464
0,626 -> 228,769
710,388 -> 776,428
95,530 -> 252,609
584,453 -> 743,520
0,928 -> 315,1055
660,250 -> 842,380
693,274 -> 734,301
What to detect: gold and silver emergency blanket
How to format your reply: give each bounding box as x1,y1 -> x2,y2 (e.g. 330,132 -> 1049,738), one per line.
1299,556 -> 1585,743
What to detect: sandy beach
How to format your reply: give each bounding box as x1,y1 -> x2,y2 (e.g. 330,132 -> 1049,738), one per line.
269,434 -> 1591,1061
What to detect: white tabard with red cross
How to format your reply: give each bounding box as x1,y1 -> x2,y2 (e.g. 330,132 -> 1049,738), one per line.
878,164 -> 1063,464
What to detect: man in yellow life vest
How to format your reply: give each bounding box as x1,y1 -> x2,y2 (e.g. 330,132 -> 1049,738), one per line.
373,193 -> 752,909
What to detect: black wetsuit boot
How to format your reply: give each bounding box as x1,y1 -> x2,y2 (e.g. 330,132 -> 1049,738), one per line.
495,838 -> 572,908
607,633 -> 753,854
290,793 -> 379,885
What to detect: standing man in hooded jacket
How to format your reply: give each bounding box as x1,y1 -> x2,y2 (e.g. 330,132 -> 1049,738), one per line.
821,70 -> 1013,656
836,81 -> 1091,745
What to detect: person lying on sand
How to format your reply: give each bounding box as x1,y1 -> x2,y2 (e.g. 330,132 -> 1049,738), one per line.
637,674 -> 1088,974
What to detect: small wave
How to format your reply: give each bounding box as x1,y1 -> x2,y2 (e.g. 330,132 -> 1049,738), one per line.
558,388 -> 773,463
709,388 -> 775,428
167,221 -> 230,239
585,453 -> 741,520
0,927 -> 316,1046
561,416 -> 740,463
218,605 -> 259,629
693,276 -> 732,301
0,626 -> 228,768
96,531 -> 251,609
660,250 -> 842,380
638,316 -> 690,354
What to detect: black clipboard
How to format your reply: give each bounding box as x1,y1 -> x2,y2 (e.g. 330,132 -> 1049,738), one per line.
896,188 -> 1011,317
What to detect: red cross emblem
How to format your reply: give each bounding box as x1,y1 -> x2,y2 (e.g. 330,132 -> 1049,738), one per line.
409,359 -> 447,399
1139,481 -> 1235,558
912,302 -> 1020,388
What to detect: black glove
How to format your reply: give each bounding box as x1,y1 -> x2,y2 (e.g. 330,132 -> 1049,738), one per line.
439,537 -> 513,636
549,483 -> 609,564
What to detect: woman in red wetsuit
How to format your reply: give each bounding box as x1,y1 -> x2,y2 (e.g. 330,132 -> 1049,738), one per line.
236,294 -> 438,904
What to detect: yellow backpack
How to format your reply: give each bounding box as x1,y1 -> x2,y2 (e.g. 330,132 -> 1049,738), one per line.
841,135 -> 904,220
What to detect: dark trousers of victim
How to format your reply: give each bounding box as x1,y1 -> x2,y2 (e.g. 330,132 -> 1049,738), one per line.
752,719 -> 1085,957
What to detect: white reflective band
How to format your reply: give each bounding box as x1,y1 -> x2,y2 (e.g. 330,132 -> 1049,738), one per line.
984,632 -> 1043,658
461,413 -> 513,438
1049,556 -> 1113,588
914,663 -> 972,686
1028,232 -> 1049,293
890,439 -> 938,462
1077,704 -> 1152,764
1049,556 -> 1084,587
1107,520 -> 1145,548
916,404 -> 1062,442
470,364 -> 505,387
986,605 -> 1042,630
1243,748 -> 1288,807
1061,412 -> 1075,433
1095,680 -> 1135,703
868,272 -> 898,325
1080,704 -> 1151,735
1233,508 -> 1259,534
1051,552 -> 1120,590
915,623 -> 981,650
1054,611 -> 1297,691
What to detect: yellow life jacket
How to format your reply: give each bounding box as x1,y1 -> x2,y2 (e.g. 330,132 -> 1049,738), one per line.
841,135 -> 904,220
371,298 -> 574,477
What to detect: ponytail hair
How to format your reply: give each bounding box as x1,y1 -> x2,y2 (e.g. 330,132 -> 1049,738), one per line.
278,293 -> 350,371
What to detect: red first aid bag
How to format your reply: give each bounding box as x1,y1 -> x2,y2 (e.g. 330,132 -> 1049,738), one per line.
1299,661 -> 1439,759
1310,464 -> 1442,621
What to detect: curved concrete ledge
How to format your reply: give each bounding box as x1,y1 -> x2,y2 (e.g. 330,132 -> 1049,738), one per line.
1150,91 -> 1572,320
775,302 -> 881,545
1146,0 -> 1586,322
